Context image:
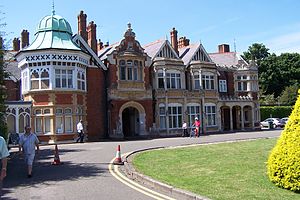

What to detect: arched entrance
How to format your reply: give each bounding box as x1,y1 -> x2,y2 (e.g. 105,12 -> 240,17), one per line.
122,107 -> 140,137
221,106 -> 230,131
232,106 -> 241,130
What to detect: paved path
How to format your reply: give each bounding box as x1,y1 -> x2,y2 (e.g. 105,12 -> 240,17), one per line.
2,130 -> 281,200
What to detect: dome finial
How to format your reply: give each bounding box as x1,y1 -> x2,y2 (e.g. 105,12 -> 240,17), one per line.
52,0 -> 55,15
127,22 -> 131,30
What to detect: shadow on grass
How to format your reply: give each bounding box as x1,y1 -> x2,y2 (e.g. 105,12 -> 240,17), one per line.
2,148 -> 108,198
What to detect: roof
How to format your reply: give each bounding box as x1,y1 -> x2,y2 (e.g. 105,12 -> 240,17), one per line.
143,39 -> 165,59
98,42 -> 120,60
179,43 -> 200,65
23,13 -> 80,51
4,51 -> 21,81
209,52 -> 247,67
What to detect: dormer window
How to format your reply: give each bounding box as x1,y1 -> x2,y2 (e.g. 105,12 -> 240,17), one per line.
119,59 -> 143,81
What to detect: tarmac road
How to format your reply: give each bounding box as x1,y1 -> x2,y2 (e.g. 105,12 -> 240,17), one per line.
2,129 -> 282,200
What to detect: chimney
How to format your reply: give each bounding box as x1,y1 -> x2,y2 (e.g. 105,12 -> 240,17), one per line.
104,41 -> 109,48
218,44 -> 230,53
97,39 -> 103,51
87,21 -> 97,54
13,38 -> 20,51
170,27 -> 178,55
178,37 -> 190,48
21,30 -> 29,49
78,10 -> 88,42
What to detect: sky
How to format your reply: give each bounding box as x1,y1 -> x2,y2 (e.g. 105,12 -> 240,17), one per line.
1,0 -> 300,54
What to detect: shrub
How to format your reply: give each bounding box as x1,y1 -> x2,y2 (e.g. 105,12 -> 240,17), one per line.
267,90 -> 300,192
260,106 -> 292,120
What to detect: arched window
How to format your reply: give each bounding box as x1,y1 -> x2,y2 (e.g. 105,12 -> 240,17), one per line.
30,68 -> 50,90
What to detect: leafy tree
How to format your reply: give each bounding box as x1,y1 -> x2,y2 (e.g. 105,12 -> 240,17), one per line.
0,12 -> 8,140
242,43 -> 270,64
278,84 -> 299,105
267,90 -> 300,191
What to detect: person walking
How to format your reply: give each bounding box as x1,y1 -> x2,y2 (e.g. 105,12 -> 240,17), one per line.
19,126 -> 39,178
76,120 -> 84,143
0,135 -> 9,196
182,121 -> 188,137
193,117 -> 201,137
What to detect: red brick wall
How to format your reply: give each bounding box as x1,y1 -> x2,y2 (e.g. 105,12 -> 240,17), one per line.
33,94 -> 49,105
77,94 -> 84,104
56,94 -> 73,104
4,80 -> 20,101
226,71 -> 235,96
86,67 -> 106,141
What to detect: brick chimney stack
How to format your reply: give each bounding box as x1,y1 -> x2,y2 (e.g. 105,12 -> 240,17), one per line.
13,38 -> 20,51
87,21 -> 97,54
97,39 -> 103,51
218,44 -> 230,53
21,30 -> 29,49
178,37 -> 190,48
78,10 -> 88,42
170,27 -> 178,55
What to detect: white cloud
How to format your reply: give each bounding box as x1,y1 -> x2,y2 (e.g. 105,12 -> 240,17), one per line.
264,31 -> 300,54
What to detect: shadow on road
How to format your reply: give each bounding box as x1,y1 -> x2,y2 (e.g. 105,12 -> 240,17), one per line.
2,148 -> 108,198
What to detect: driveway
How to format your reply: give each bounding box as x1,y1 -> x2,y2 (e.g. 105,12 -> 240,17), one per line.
3,130 -> 281,200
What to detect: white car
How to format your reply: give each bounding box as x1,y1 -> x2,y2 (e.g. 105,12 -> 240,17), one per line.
281,117 -> 289,124
260,118 -> 285,128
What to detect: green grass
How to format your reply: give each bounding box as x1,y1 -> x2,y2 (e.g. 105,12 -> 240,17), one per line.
132,138 -> 300,200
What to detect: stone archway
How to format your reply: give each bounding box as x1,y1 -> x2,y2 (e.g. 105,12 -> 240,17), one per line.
119,101 -> 146,137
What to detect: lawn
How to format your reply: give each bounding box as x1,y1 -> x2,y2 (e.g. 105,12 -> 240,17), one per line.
132,138 -> 299,200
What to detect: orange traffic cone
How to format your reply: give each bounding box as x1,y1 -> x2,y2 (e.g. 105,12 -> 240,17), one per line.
51,144 -> 62,165
113,145 -> 124,165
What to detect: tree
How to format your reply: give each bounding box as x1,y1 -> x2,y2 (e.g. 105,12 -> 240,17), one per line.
278,84 -> 299,105
267,90 -> 300,191
0,11 -> 8,140
242,43 -> 270,64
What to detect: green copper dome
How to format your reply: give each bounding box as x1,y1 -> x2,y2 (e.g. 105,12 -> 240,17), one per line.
37,14 -> 73,35
24,13 -> 80,51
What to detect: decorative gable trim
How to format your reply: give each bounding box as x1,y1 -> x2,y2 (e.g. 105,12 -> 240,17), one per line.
190,44 -> 212,64
72,34 -> 107,70
155,40 -> 179,59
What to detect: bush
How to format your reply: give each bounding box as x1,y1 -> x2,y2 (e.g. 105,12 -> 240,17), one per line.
267,90 -> 300,192
260,106 -> 292,120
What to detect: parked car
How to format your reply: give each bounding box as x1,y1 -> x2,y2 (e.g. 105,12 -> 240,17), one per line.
281,117 -> 289,124
260,118 -> 285,128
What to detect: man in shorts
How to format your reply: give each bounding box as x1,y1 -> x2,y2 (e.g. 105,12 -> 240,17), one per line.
19,126 -> 39,178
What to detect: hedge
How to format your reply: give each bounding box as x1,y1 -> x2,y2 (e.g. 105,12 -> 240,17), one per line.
260,106 -> 293,121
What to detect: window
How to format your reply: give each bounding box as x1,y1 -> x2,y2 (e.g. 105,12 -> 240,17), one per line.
56,108 -> 63,133
30,68 -> 49,90
205,104 -> 216,126
238,82 -> 247,91
158,71 -> 164,89
55,69 -> 73,88
35,117 -> 43,133
202,74 -> 215,90
219,80 -> 227,92
187,105 -> 200,127
159,105 -> 166,129
165,72 -> 181,89
64,108 -> 73,132
22,70 -> 29,91
119,59 -> 143,81
77,71 -> 85,90
168,105 -> 182,129
194,72 -> 200,89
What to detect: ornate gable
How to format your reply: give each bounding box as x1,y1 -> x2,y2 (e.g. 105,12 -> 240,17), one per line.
156,41 -> 179,59
191,44 -> 212,63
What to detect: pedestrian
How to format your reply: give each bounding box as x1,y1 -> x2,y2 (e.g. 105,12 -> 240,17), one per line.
0,135 -> 9,196
19,126 -> 39,178
182,121 -> 188,137
76,120 -> 84,143
192,117 -> 201,137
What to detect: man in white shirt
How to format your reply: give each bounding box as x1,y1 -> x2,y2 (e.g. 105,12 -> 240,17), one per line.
76,120 -> 84,143
0,135 -> 9,196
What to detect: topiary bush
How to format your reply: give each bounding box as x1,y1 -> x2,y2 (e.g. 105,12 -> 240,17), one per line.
267,90 -> 300,192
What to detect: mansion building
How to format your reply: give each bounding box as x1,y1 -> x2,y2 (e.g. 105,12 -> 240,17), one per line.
3,10 -> 260,143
